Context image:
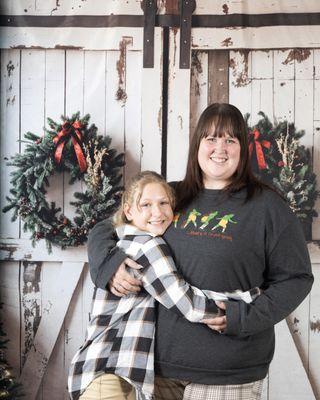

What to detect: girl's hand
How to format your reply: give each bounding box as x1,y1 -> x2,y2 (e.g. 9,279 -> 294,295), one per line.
109,258 -> 142,297
202,301 -> 227,333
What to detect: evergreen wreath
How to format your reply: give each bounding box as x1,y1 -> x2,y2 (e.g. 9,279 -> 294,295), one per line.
3,112 -> 124,252
247,112 -> 318,238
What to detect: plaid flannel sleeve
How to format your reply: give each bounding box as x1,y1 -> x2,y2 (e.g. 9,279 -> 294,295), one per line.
134,236 -> 220,321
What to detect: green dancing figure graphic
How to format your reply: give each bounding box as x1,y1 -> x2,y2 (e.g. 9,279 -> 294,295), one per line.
212,214 -> 237,233
183,209 -> 202,228
199,211 -> 218,230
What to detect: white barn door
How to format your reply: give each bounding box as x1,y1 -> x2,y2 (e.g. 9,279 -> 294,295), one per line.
0,2 -> 163,398
165,2 -> 320,399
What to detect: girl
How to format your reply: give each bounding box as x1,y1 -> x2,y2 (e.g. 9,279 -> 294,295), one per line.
68,171 -> 260,400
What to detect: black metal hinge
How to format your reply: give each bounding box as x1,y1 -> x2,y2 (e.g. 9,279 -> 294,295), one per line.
179,0 -> 196,69
142,0 -> 158,68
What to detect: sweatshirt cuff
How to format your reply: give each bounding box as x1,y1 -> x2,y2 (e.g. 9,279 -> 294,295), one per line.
224,301 -> 241,336
95,248 -> 128,289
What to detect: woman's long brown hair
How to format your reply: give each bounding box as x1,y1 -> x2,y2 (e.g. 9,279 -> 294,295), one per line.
175,103 -> 264,211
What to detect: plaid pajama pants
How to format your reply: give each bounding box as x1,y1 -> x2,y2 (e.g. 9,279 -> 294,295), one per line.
154,376 -> 263,400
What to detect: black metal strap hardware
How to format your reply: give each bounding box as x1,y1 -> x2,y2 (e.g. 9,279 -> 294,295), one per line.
179,0 -> 196,69
142,0 -> 158,68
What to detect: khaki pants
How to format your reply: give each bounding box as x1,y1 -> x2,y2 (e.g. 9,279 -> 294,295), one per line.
80,373 -> 136,400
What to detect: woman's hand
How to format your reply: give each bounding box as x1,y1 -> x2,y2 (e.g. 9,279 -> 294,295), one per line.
109,258 -> 143,297
202,301 -> 227,333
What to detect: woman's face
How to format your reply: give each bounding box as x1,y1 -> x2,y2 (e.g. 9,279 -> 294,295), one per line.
197,130 -> 241,189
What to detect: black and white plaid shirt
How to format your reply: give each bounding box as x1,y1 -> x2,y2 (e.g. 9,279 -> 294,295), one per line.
68,224 -> 259,400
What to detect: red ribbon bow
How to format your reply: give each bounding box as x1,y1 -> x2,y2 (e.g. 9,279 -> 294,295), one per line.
248,129 -> 270,170
53,121 -> 87,172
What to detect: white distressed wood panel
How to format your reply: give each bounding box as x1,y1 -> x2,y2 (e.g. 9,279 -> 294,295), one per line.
273,50 -> 295,124
312,118 -> 320,240
0,239 -> 87,262
191,26 -> 320,50
19,261 -> 84,400
268,320 -> 315,400
83,51 -> 107,134
20,49 -> 46,239
64,50 -> 85,220
0,27 -> 143,51
312,52 -> 320,240
140,28 -> 162,173
19,260 -> 42,382
167,29 -> 191,182
295,80 -> 314,149
36,262 -> 65,400
287,295 -> 311,382
294,50 -> 314,149
44,50 -> 66,217
0,49 -> 20,238
190,51 -> 208,139
81,264 -> 94,336
229,50 -> 252,125
1,0 -> 144,15
309,264 -> 320,399
194,0 -> 320,14
250,51 -> 273,126
0,261 -> 21,375
106,50 -> 125,160
124,50 -> 142,183
63,268 -> 86,397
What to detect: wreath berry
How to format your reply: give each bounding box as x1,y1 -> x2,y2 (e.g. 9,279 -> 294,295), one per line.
3,112 -> 124,252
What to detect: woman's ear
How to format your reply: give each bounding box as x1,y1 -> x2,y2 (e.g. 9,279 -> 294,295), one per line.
124,203 -> 133,221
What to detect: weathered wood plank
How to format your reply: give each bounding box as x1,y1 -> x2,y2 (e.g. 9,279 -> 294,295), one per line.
167,28 -> 191,181
44,49 -> 65,222
194,0 -> 320,14
0,49 -> 20,238
208,50 -> 229,104
229,50 -> 252,124
309,264 -> 320,399
294,50 -> 314,149
191,27 -> 320,50
0,261 -> 21,375
20,261 -> 42,368
0,27 -> 143,50
190,50 -> 208,141
1,0 -> 144,16
36,262 -> 64,400
140,28 -> 162,173
273,50 -> 295,124
250,50 -> 273,126
124,49 -> 142,183
64,50 -> 84,221
105,49 -> 125,170
268,319 -> 315,399
19,261 -> 84,400
20,49 -> 46,239
0,238 -> 87,261
83,51 -> 106,134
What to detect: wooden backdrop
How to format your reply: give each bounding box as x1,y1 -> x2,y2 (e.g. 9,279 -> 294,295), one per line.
0,1 -> 320,399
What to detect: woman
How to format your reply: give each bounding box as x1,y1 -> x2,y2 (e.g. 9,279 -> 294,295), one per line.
88,103 -> 313,400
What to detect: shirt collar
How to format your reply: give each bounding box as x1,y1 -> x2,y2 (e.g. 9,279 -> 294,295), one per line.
116,224 -> 156,239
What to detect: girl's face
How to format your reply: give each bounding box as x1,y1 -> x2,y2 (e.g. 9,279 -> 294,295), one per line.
198,129 -> 241,189
124,182 -> 174,236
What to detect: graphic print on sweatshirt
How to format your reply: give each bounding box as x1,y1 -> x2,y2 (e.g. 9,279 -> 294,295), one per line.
174,209 -> 237,242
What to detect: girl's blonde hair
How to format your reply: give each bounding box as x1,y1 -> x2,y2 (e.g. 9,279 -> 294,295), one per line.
113,171 -> 175,227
